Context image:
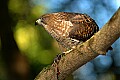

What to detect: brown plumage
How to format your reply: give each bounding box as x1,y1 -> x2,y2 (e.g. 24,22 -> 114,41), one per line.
35,12 -> 112,51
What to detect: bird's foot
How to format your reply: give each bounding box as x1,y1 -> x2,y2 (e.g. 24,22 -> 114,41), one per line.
54,48 -> 74,63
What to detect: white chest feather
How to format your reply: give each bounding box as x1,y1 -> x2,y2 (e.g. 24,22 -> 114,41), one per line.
53,20 -> 73,37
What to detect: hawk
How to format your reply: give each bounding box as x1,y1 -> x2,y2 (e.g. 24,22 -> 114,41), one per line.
35,12 -> 112,52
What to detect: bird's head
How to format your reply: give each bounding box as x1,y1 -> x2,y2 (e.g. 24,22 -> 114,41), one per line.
35,13 -> 52,26
35,13 -> 56,35
35,12 -> 74,39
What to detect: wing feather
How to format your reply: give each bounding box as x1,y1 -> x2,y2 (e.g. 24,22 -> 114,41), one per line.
69,14 -> 99,41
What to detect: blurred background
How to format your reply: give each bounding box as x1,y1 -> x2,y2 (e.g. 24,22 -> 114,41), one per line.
0,0 -> 120,80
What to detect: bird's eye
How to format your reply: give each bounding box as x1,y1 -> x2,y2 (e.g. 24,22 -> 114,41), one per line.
40,18 -> 47,25
41,19 -> 44,23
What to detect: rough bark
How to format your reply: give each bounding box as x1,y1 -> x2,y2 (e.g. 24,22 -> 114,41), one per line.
35,7 -> 120,80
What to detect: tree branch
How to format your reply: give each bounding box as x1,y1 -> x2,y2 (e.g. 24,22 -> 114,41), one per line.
34,7 -> 120,80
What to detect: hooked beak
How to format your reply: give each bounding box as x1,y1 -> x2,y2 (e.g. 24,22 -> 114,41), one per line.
35,19 -> 41,26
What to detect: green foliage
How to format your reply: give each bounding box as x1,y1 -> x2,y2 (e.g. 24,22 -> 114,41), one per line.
7,0 -> 60,77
